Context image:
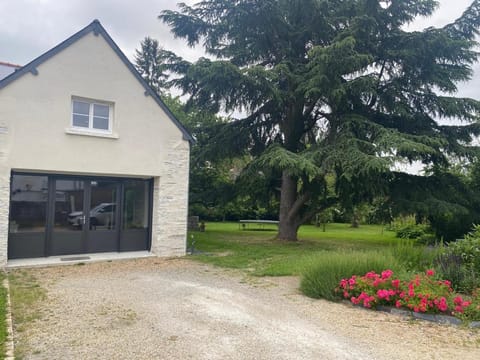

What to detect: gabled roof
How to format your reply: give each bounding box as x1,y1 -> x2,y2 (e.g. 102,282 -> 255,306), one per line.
0,20 -> 194,143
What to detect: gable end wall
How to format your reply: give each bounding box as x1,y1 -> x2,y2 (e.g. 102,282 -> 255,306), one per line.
0,27 -> 190,265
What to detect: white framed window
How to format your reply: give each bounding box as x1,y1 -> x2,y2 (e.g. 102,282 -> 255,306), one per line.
71,98 -> 113,133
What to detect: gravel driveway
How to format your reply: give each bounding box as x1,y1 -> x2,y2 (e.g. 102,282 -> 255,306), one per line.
11,258 -> 480,359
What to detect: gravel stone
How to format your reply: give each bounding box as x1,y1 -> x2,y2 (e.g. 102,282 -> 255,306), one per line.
11,258 -> 480,359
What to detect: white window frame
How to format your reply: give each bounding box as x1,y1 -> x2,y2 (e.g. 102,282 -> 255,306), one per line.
71,97 -> 114,134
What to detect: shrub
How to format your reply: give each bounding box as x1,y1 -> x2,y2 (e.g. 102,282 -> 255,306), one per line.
435,253 -> 479,293
436,225 -> 480,293
396,224 -> 429,240
391,216 -> 437,245
338,269 -> 480,321
300,251 -> 401,301
445,224 -> 480,272
415,233 -> 438,246
339,269 -> 452,312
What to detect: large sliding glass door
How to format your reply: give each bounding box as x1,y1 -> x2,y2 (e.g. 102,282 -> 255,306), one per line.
8,173 -> 152,259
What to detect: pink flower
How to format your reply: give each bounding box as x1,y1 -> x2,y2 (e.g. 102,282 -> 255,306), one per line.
391,279 -> 400,288
395,300 -> 402,308
358,292 -> 369,301
348,277 -> 356,286
381,269 -> 393,280
453,296 -> 463,305
454,305 -> 464,313
362,295 -> 376,308
365,271 -> 378,280
436,297 -> 448,312
377,289 -> 390,300
426,269 -> 435,277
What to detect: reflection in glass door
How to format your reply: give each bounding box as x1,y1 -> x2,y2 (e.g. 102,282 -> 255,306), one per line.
87,180 -> 119,253
51,179 -> 85,255
120,180 -> 150,251
8,175 -> 48,259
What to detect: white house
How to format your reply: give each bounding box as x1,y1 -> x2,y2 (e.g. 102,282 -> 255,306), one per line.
0,20 -> 193,266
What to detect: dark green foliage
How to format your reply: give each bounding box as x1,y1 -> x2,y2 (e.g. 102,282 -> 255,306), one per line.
159,1 -> 480,240
134,40 -> 250,219
395,224 -> 430,240
435,253 -> 479,293
134,37 -> 169,95
445,225 -> 480,273
389,169 -> 480,241
435,225 -> 480,293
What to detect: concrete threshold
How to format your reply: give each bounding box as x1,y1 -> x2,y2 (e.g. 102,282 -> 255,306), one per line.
6,251 -> 155,269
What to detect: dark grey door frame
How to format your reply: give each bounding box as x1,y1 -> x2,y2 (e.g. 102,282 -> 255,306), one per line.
48,178 -> 123,256
9,171 -> 153,259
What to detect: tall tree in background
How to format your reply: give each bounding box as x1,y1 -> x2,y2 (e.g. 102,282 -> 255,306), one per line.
134,37 -> 168,95
135,38 -> 239,220
159,0 -> 480,241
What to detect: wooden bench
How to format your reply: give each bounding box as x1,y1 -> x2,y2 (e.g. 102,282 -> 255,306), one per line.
238,219 -> 279,230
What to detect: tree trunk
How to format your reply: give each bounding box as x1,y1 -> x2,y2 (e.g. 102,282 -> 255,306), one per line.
278,171 -> 300,241
351,208 -> 360,228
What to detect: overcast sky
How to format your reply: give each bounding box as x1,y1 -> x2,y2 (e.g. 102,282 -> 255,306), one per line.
0,0 -> 478,99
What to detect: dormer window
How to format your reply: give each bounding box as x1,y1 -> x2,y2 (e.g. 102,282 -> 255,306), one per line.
72,98 -> 112,133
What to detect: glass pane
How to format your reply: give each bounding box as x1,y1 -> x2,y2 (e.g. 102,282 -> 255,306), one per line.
73,114 -> 89,128
9,175 -> 48,233
123,180 -> 149,230
54,179 -> 84,231
72,101 -> 90,115
93,104 -> 109,117
93,116 -> 109,130
90,180 -> 117,231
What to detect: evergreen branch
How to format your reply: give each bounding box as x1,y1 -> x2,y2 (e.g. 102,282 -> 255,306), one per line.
248,144 -> 322,178
443,0 -> 480,40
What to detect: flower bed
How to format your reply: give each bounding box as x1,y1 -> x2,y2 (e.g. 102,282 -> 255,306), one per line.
338,269 -> 480,322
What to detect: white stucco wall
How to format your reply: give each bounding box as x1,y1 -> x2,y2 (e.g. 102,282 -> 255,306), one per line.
0,30 -> 190,265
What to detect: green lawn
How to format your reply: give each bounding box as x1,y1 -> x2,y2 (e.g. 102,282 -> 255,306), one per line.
189,222 -> 397,276
8,270 -> 46,359
0,272 -> 8,358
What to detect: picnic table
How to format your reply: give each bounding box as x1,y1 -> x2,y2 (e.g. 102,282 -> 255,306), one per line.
238,219 -> 279,230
